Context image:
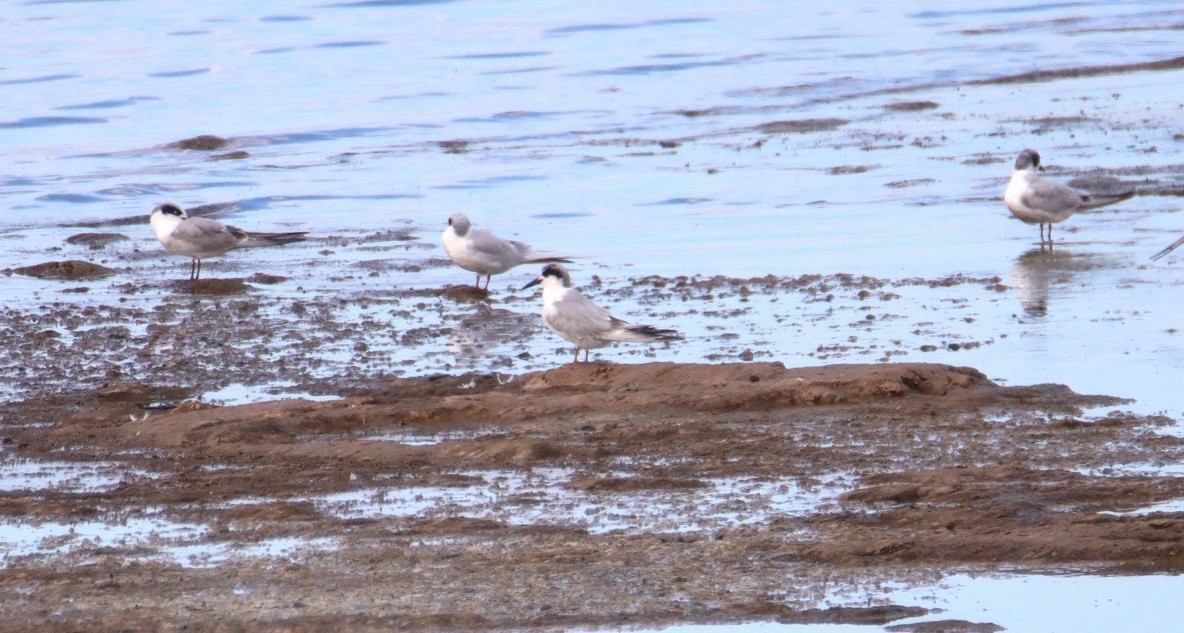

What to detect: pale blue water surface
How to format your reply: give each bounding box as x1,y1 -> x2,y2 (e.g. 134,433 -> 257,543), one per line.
3,0 -> 1184,628
639,573 -> 1184,633
3,0 -> 1183,412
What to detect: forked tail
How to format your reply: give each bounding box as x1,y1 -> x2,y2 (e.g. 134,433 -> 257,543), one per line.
524,252 -> 573,264
245,231 -> 310,247
610,322 -> 682,343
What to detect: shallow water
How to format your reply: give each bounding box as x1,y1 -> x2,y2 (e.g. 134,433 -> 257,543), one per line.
3,0 -> 1184,414
3,0 -> 1184,627
638,573 -> 1184,633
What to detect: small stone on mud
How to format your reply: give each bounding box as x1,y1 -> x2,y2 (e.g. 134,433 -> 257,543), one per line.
169,134 -> 230,151
439,139 -> 469,153
65,233 -> 130,250
172,278 -> 250,295
754,118 -> 849,134
830,165 -> 872,175
246,273 -> 288,285
885,100 -> 940,111
443,285 -> 490,302
211,150 -> 250,160
14,260 -> 115,280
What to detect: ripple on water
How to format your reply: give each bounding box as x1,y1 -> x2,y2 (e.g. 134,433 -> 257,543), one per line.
55,96 -> 160,110
314,40 -> 386,49
0,116 -> 105,129
545,17 -> 713,36
0,74 -> 79,86
321,0 -> 464,8
259,15 -> 313,22
35,193 -> 107,204
147,68 -> 210,78
449,51 -> 551,60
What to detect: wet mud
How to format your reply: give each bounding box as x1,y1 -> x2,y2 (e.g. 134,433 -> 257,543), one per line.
0,268 -> 1019,406
967,53 -> 1184,86
1,361 -> 1180,631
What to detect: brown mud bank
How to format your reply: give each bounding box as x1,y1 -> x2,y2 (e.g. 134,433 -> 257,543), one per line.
2,361 -> 1184,631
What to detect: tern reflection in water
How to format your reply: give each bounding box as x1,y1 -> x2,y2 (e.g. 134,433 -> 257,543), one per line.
1010,248 -> 1110,318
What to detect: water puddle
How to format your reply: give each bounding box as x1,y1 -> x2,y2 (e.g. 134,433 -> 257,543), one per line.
360,428 -> 499,445
890,573 -> 1184,633
199,383 -> 343,406
300,468 -> 853,534
0,511 -> 340,570
1099,498 -> 1184,517
0,515 -> 206,567
0,458 -> 158,493
157,536 -> 340,569
629,573 -> 1184,633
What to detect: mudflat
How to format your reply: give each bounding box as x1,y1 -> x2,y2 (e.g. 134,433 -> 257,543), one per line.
2,361 -> 1180,631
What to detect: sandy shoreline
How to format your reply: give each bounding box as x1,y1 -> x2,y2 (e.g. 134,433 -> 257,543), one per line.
2,361 -> 1181,631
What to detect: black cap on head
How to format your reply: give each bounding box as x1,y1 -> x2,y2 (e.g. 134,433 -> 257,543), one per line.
540,263 -> 571,285
522,263 -> 572,290
158,203 -> 185,217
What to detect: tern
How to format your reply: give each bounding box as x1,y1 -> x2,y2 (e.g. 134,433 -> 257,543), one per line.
442,212 -> 571,290
1004,149 -> 1134,247
149,203 -> 308,280
521,263 -> 681,363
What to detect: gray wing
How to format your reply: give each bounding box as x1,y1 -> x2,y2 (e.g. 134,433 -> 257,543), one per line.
547,291 -> 615,341
468,229 -> 529,268
510,238 -> 571,264
507,239 -> 538,259
1021,175 -> 1086,213
168,217 -> 243,256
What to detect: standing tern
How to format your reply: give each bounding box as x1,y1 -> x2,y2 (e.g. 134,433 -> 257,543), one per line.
521,263 -> 681,363
149,203 -> 308,280
1004,148 -> 1134,247
442,212 -> 571,290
